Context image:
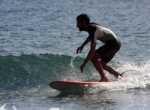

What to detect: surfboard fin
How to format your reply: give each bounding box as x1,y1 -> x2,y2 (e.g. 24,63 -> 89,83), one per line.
119,70 -> 134,76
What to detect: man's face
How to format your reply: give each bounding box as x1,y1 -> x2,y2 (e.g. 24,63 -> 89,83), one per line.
76,20 -> 85,31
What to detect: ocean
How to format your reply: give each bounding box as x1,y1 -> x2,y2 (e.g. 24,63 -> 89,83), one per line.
0,0 -> 150,110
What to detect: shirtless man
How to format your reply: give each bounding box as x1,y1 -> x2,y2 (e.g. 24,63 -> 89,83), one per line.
76,13 -> 121,82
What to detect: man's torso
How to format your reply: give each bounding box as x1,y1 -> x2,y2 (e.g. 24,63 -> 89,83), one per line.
87,23 -> 118,43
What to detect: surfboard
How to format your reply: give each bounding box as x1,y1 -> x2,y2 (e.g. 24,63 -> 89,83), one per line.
49,80 -> 109,92
49,70 -> 134,93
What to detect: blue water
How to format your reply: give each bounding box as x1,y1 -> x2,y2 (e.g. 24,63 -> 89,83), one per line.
0,0 -> 150,110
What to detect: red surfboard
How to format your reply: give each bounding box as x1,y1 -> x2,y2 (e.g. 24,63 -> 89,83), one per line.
49,80 -> 109,92
49,70 -> 133,92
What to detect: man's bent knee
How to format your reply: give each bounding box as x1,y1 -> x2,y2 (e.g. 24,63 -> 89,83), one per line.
100,61 -> 108,70
90,53 -> 100,63
90,57 -> 97,63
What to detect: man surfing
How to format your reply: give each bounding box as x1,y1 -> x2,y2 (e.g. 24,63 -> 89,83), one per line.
76,13 -> 121,82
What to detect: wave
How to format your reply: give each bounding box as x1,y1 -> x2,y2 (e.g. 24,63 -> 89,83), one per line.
0,54 -> 91,90
0,53 -> 150,91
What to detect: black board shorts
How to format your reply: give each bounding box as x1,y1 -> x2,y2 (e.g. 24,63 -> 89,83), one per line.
96,39 -> 121,63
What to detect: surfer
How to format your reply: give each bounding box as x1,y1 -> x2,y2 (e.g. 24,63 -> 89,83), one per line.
76,13 -> 121,82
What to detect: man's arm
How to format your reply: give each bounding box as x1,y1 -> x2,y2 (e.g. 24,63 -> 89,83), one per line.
76,36 -> 91,54
81,36 -> 91,48
83,42 -> 96,65
80,42 -> 96,73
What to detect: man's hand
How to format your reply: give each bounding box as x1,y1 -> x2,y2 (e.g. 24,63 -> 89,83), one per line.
76,46 -> 83,54
80,63 -> 86,73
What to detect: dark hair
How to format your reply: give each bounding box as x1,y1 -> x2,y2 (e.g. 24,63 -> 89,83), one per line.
76,13 -> 90,24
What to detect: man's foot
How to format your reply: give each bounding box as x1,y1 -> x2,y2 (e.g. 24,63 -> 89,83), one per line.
114,72 -> 122,78
99,79 -> 109,82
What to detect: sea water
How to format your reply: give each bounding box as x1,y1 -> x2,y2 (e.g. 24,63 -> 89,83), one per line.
0,0 -> 150,110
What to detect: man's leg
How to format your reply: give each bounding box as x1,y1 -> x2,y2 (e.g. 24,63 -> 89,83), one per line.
100,61 -> 120,78
90,53 -> 108,82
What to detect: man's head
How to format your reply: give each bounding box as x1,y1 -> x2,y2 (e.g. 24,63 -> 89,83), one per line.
76,13 -> 90,31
